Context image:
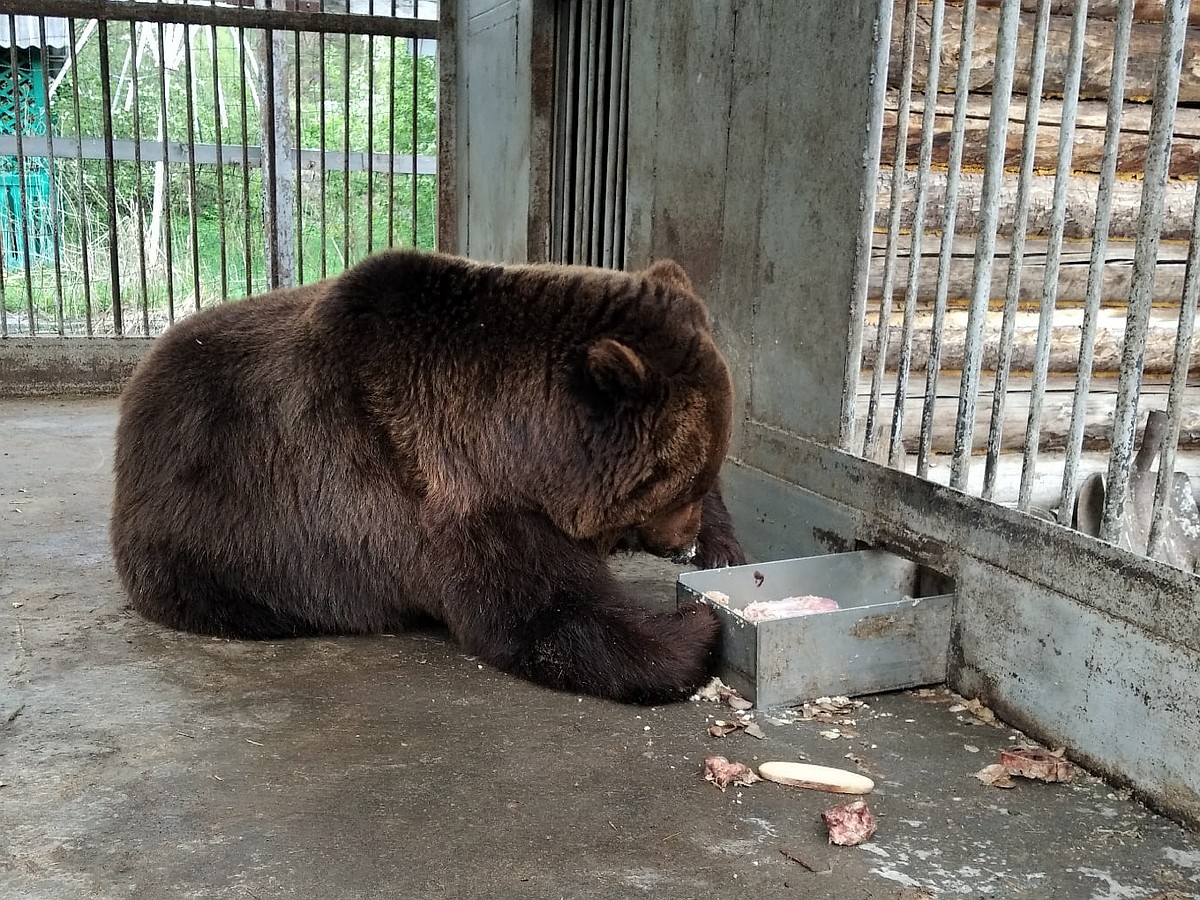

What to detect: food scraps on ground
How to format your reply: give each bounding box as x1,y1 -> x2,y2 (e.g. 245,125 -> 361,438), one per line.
709,717 -> 766,740
739,595 -> 840,623
998,746 -> 1076,783
948,696 -> 998,725
758,761 -> 874,795
974,763 -> 1016,789
797,695 -> 866,725
975,746 -> 1076,788
702,756 -> 761,791
690,675 -> 755,710
821,799 -> 878,846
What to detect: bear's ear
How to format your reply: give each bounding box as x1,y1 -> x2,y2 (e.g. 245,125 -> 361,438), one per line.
643,259 -> 694,293
585,338 -> 648,399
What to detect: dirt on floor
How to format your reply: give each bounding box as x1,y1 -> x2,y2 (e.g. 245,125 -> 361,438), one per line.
2,398 -> 1198,900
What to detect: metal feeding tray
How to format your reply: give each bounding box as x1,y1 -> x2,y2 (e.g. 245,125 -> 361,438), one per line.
677,550 -> 954,708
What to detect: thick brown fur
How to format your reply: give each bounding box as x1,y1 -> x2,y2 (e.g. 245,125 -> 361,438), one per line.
111,249 -> 746,704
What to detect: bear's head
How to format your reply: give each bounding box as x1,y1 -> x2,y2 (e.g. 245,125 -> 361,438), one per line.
556,260 -> 734,563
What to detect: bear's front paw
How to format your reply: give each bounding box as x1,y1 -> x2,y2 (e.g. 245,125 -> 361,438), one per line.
693,529 -> 747,570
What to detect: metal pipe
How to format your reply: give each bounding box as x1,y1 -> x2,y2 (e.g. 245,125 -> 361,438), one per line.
97,20 -> 123,334
888,0 -> 944,468
8,22 -> 36,331
1146,167 -> 1200,559
37,16 -> 65,335
128,20 -> 150,334
949,0 -> 1022,490
981,0 -> 1051,500
841,0 -> 898,450
1099,0 -> 1188,544
1016,0 -> 1090,508
157,22 -> 176,321
0,0 -> 437,39
67,16 -> 93,334
862,0 -> 917,461
916,0 -> 976,477
183,25 -> 201,310
1059,0 -> 1135,524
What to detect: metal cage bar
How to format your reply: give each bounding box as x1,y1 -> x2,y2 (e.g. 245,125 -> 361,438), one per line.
915,0 -> 976,478
981,0 -> 1053,502
949,0 -> 1021,490
888,0 -> 944,468
862,0 -> 917,462
1099,0 -> 1188,544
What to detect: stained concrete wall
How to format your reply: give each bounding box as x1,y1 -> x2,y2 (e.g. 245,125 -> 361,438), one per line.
625,0 -> 1200,825
451,0 -> 554,263
626,0 -> 883,452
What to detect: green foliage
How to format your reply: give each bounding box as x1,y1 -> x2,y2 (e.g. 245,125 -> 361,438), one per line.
2,21 -> 440,334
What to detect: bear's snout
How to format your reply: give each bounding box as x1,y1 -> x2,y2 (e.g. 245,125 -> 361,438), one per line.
634,500 -> 704,563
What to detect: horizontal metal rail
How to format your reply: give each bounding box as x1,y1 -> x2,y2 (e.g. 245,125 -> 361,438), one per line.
0,0 -> 438,38
0,135 -> 437,174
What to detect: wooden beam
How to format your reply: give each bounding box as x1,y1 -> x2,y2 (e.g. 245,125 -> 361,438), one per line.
869,232 -> 1192,306
891,5 -> 1200,102
883,92 -> 1200,178
876,166 -> 1197,240
968,1 -> 1200,27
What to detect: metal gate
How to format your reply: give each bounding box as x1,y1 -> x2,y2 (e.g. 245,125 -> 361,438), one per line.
850,0 -> 1200,573
0,0 -> 447,338
550,0 -> 630,269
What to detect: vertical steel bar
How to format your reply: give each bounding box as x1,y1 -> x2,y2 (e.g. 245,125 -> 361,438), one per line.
294,25 -> 304,282
1100,0 -> 1188,544
436,0 -> 458,253
841,0 -> 898,449
342,31 -> 351,266
888,0 -> 944,468
183,26 -> 201,310
983,0 -> 1053,500
365,4 -> 376,254
239,24 -> 252,296
8,24 -> 35,331
1016,0 -> 1089,508
556,0 -> 579,262
613,0 -> 630,270
1060,0 -> 1135,523
387,0 -> 397,247
68,18 -> 93,333
211,24 -> 229,300
589,0 -> 610,265
916,2 -> 976,476
263,28 -> 281,287
862,0 -> 917,461
601,0 -> 625,269
949,0 -> 1021,490
35,17 -> 65,334
1146,168 -> 1200,558
128,21 -> 150,334
157,22 -> 176,321
572,0 -> 595,263
97,20 -> 123,334
0,233 -> 5,336
411,0 -> 419,248
319,28 -> 328,276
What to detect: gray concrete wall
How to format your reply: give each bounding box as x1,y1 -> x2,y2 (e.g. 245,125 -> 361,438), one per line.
627,0 -> 1200,826
452,0 -> 554,263
0,339 -> 151,396
626,0 -> 882,451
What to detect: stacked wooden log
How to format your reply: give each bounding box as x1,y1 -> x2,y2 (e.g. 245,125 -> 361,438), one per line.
868,0 -> 1200,455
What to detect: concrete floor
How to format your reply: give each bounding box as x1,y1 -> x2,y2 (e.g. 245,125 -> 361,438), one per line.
2,398 -> 1199,900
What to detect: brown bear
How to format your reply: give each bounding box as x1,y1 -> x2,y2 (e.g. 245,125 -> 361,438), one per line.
110,249 -> 746,704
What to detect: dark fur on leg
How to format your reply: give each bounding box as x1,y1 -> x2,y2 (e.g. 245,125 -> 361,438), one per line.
694,483 -> 747,569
